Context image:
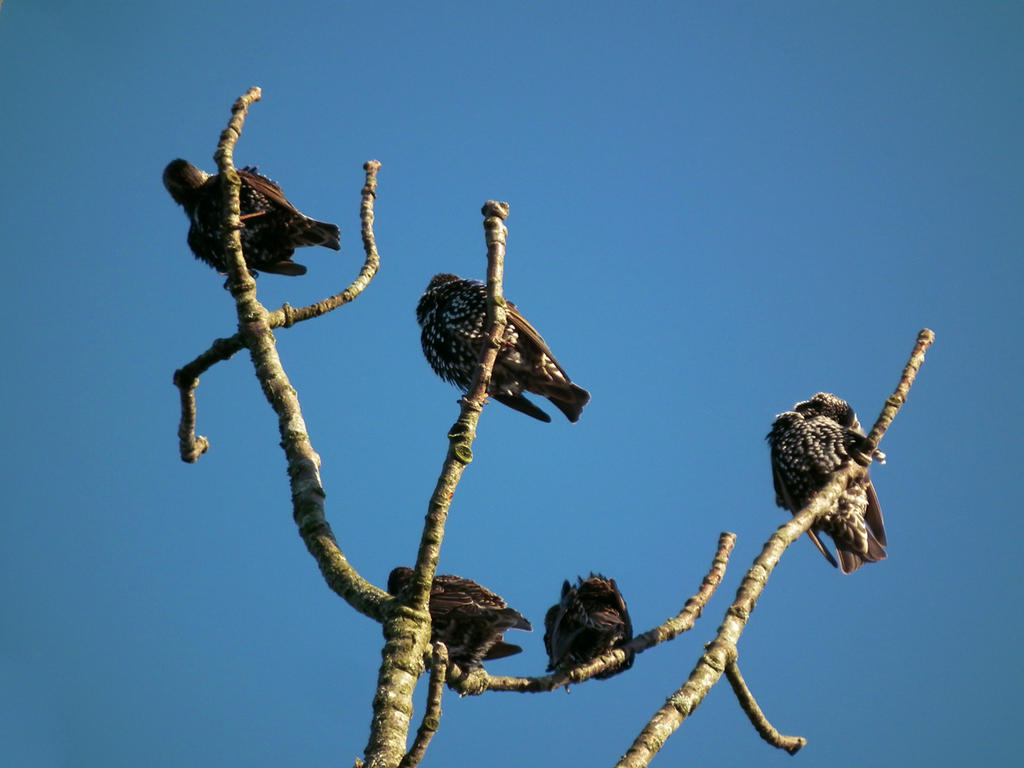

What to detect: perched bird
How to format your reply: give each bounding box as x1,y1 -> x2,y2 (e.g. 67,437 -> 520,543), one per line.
387,566 -> 532,670
767,392 -> 888,574
163,158 -> 340,277
543,574 -> 633,679
416,273 -> 591,422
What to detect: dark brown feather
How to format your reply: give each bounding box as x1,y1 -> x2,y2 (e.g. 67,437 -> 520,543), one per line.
865,482 -> 887,547
163,158 -> 340,277
237,168 -> 300,213
416,274 -> 590,422
544,574 -> 633,679
387,566 -> 532,669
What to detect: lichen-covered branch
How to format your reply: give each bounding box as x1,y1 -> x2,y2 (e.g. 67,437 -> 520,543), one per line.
213,87 -> 260,291
398,643 -> 449,768
173,367 -> 213,463
615,329 -> 935,768
408,201 -> 510,604
363,202 -> 510,768
195,89 -> 387,619
172,160 -> 383,461
450,532 -> 736,695
724,660 -> 806,755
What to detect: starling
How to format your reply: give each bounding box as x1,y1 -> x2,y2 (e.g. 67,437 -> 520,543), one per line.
543,574 -> 634,679
416,273 -> 591,422
387,566 -> 532,670
163,159 -> 340,277
767,392 -> 888,574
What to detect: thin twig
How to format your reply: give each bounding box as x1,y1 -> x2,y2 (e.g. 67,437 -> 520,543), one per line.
450,532 -> 736,695
863,328 -> 934,455
725,660 -> 806,755
630,531 -> 736,652
399,643 -> 449,768
615,329 -> 936,768
173,335 -> 244,462
275,160 -> 383,324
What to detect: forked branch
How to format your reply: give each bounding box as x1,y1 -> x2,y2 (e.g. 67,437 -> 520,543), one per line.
616,328 -> 935,768
173,157 -> 382,462
171,88 -> 389,624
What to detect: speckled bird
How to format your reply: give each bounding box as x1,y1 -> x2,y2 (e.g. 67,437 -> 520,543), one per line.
163,159 -> 340,276
387,566 -> 532,670
543,574 -> 633,679
416,273 -> 591,422
767,392 -> 888,574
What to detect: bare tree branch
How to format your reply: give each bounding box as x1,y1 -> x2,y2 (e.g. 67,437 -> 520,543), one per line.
213,87 -> 262,290
174,361 -> 214,462
450,531 -> 736,695
862,328 -> 935,457
364,202 -> 511,768
630,531 -> 736,653
724,660 -> 806,755
274,159 -> 383,324
399,643 -> 449,768
615,329 -> 936,768
408,201 -> 510,604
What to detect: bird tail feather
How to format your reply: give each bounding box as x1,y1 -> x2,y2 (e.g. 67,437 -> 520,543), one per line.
296,219 -> 341,250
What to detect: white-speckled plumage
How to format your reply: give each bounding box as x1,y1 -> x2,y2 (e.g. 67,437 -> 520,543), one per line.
767,393 -> 887,574
416,273 -> 590,422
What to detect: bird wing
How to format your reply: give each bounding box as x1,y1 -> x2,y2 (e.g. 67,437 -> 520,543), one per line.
434,574 -> 504,606
546,615 -> 586,669
429,586 -> 483,615
237,168 -> 300,213
430,575 -> 527,623
506,304 -> 572,381
773,465 -> 839,569
864,480 -> 887,547
258,260 -> 308,276
606,579 -> 632,641
483,641 -> 524,661
492,393 -> 553,422
586,607 -> 625,630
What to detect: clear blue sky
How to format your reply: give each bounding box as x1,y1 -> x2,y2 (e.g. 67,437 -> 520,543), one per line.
1,2 -> 1020,766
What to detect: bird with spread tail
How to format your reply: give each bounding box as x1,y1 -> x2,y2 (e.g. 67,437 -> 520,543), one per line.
416,273 -> 591,423
387,566 -> 532,670
163,159 -> 340,277
767,392 -> 888,574
544,574 -> 633,679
